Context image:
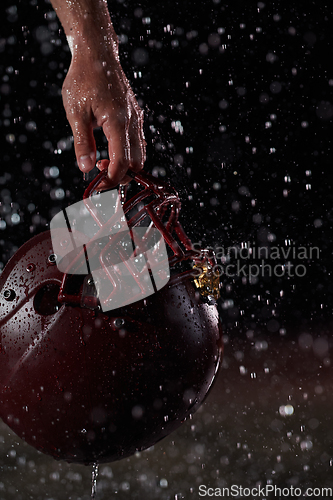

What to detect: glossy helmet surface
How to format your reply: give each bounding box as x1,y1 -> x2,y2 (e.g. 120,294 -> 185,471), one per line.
0,169 -> 222,464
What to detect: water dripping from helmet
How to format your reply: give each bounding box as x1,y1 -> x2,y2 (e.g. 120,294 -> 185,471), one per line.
91,463 -> 99,499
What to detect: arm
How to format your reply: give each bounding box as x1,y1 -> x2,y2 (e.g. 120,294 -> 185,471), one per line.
50,0 -> 146,187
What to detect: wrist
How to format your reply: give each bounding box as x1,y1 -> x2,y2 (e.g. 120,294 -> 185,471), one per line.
66,25 -> 118,58
51,0 -> 118,56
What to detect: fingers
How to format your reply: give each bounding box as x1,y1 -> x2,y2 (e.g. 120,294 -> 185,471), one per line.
129,108 -> 146,173
94,159 -> 130,191
67,102 -> 145,188
62,83 -> 96,173
96,159 -> 110,171
101,116 -> 129,188
100,105 -> 145,188
71,113 -> 96,173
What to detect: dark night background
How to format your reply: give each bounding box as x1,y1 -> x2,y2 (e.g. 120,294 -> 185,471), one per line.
1,0 -> 333,498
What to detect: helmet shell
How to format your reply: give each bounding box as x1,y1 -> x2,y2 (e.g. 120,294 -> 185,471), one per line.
0,230 -> 222,464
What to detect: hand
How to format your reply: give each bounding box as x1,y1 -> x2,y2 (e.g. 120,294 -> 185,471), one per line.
62,38 -> 146,188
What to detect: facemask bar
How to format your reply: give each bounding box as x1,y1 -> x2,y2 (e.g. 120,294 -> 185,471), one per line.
57,168 -> 219,307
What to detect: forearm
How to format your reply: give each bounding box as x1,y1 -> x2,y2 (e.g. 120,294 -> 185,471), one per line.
50,0 -> 118,55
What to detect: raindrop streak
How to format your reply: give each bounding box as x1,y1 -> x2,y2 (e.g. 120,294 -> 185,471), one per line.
91,463 -> 99,500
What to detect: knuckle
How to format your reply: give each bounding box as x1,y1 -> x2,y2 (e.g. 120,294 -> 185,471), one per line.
98,108 -> 128,130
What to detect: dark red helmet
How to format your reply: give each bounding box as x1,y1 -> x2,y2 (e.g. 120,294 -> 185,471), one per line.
0,169 -> 222,464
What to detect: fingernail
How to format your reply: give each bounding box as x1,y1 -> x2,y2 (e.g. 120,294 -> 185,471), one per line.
79,153 -> 95,171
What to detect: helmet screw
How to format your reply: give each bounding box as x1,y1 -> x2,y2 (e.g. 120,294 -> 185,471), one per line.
3,289 -> 16,301
87,278 -> 94,286
48,254 -> 57,265
26,263 -> 36,273
114,318 -> 125,328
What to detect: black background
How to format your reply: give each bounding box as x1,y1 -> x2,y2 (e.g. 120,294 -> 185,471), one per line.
1,1 -> 333,498
1,0 -> 332,335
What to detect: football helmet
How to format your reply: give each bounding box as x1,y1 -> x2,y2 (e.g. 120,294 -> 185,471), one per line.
0,168 -> 222,464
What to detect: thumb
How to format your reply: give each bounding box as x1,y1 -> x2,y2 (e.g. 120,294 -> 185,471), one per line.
68,113 -> 96,173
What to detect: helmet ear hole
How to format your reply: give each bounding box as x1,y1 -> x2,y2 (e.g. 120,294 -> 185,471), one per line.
33,283 -> 61,316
